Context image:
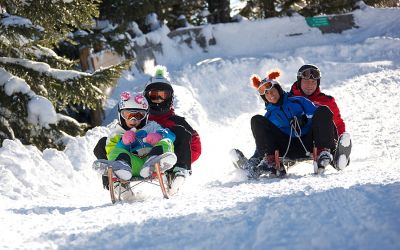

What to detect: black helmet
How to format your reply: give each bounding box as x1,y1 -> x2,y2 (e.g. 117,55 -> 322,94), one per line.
143,67 -> 174,115
296,64 -> 321,88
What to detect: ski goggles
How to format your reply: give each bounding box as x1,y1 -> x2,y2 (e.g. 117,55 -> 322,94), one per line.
147,89 -> 171,101
121,110 -> 147,121
258,79 -> 277,95
297,68 -> 321,80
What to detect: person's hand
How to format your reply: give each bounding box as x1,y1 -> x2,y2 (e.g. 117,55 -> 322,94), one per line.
122,130 -> 136,145
144,132 -> 162,145
290,114 -> 308,127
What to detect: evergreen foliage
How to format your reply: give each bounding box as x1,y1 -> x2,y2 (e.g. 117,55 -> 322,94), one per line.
207,0 -> 231,23
99,0 -> 161,33
364,0 -> 399,7
298,0 -> 358,17
1,0 -> 101,46
98,0 -> 209,31
0,1 -> 128,150
238,0 -> 397,19
238,0 -> 297,19
72,22 -> 136,59
168,0 -> 208,28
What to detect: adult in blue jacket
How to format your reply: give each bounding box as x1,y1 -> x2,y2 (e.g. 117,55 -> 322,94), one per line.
248,70 -> 337,177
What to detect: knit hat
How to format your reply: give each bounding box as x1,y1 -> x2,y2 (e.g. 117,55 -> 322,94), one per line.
250,70 -> 284,103
144,65 -> 174,115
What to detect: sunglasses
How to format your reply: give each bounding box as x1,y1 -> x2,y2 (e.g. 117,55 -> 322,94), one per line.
298,68 -> 321,80
258,79 -> 276,95
121,110 -> 147,121
147,90 -> 171,101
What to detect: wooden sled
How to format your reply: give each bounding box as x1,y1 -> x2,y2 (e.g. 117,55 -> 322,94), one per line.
107,162 -> 171,204
273,147 -> 318,175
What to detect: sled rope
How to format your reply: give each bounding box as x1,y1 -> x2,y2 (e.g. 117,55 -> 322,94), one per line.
282,116 -> 311,163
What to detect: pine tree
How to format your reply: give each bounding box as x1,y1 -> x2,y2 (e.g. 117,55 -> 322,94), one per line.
0,0 -> 128,150
238,0 -> 400,19
98,0 -> 210,32
239,0 -> 289,19
99,0 -> 168,33
298,0 -> 358,16
207,0 -> 231,24
167,0 -> 208,28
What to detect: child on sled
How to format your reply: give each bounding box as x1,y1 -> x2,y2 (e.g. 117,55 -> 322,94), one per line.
95,91 -> 177,183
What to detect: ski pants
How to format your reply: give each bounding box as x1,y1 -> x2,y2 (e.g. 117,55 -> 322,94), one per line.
251,106 -> 337,159
95,138 -> 174,177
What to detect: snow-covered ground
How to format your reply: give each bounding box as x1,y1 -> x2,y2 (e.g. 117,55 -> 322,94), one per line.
1,5 -> 400,250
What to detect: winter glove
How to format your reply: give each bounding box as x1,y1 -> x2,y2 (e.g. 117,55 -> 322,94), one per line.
144,132 -> 163,145
143,133 -> 162,145
122,130 -> 136,145
290,114 -> 308,128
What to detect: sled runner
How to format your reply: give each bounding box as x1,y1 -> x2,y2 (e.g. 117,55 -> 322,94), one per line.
276,148 -> 317,174
275,133 -> 351,174
93,153 -> 175,204
230,148 -> 318,178
105,163 -> 170,204
231,137 -> 351,178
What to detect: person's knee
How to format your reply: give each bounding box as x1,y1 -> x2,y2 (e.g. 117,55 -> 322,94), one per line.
251,114 -> 266,128
93,137 -> 107,159
314,106 -> 333,120
115,153 -> 131,164
251,115 -> 276,131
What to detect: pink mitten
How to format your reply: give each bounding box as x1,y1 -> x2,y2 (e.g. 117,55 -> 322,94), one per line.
145,132 -> 163,145
122,130 -> 136,145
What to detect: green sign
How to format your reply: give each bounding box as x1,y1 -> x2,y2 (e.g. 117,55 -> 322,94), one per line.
305,16 -> 330,27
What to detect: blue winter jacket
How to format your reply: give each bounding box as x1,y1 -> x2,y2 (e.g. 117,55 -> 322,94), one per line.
264,92 -> 317,137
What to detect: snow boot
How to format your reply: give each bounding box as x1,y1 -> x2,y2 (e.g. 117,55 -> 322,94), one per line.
333,132 -> 352,170
117,182 -> 135,201
113,161 -> 133,181
230,149 -> 261,170
92,159 -> 132,181
314,149 -> 333,174
257,154 -> 287,178
140,152 -> 177,178
230,149 -> 248,169
169,166 -> 189,195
